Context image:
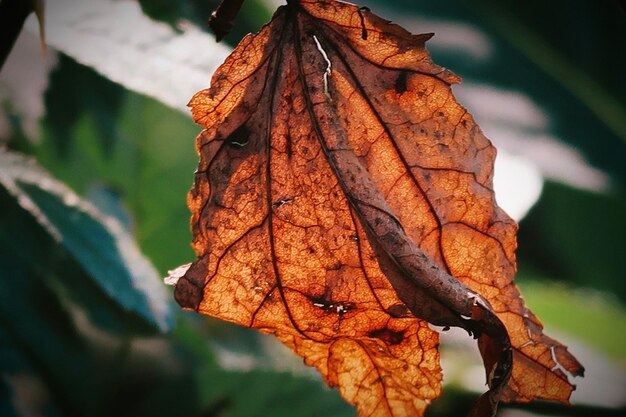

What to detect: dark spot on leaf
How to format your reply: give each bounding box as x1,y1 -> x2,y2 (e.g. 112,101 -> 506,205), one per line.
329,263 -> 342,270
286,133 -> 293,158
220,165 -> 232,176
387,304 -> 411,318
369,328 -> 405,345
308,294 -> 355,315
395,72 -> 408,94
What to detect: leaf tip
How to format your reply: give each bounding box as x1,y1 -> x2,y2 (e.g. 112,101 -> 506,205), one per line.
173,261 -> 205,310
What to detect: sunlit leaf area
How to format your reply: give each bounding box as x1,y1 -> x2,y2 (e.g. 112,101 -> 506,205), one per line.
1,0 -> 624,416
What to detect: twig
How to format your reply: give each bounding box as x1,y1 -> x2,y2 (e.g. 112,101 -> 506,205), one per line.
209,0 -> 246,42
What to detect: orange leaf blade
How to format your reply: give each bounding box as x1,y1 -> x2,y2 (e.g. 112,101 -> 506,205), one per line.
176,1 -> 583,416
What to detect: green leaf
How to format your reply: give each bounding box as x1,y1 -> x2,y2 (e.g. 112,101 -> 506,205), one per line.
0,150 -> 172,331
36,85 -> 200,272
25,0 -> 231,113
0,172 -> 201,417
44,54 -> 125,156
470,0 -> 626,149
0,186 -> 103,416
174,318 -> 355,417
197,368 -> 356,417
0,327 -> 65,417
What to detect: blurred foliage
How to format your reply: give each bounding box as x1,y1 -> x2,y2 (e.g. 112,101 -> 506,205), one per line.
517,278 -> 626,360
36,55 -> 200,272
519,182 -> 626,302
138,0 -> 272,46
0,174 -> 196,417
44,54 -> 125,157
1,0 -> 625,417
0,151 -> 172,332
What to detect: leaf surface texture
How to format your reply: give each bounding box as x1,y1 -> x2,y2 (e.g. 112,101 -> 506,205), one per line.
175,1 -> 583,415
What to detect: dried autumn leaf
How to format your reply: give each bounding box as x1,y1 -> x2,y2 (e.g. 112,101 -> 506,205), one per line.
174,0 -> 584,416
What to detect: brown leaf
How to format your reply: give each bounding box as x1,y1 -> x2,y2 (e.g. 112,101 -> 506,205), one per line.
174,1 -> 584,416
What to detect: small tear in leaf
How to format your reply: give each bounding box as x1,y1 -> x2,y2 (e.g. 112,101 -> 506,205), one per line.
225,124 -> 251,149
229,139 -> 248,148
550,345 -> 571,378
272,198 -> 293,208
312,35 -> 332,100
